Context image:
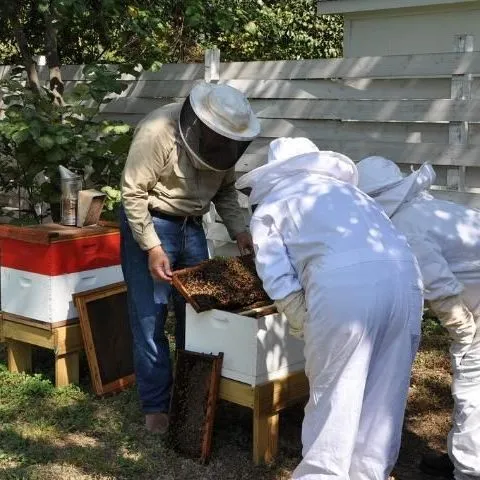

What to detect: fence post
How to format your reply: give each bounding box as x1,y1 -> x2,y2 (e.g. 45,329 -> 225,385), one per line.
203,47 -> 222,257
448,34 -> 473,192
204,48 -> 220,84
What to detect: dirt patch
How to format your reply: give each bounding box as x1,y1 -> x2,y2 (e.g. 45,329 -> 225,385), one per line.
173,255 -> 272,312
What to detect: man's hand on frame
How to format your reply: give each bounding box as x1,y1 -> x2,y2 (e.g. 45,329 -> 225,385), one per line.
148,245 -> 173,282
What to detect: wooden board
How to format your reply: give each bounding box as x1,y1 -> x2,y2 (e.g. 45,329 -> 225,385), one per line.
0,223 -> 119,244
224,78 -> 456,100
4,52 -> 480,82
218,52 -> 480,80
168,350 -> 223,464
67,76 -> 460,102
112,80 -> 196,99
73,282 -> 135,396
254,118 -> 451,143
100,97 -> 183,114
101,96 -> 480,122
96,113 -> 145,125
252,98 -> 480,122
0,64 -> 205,82
236,141 -> 480,171
317,0 -> 475,14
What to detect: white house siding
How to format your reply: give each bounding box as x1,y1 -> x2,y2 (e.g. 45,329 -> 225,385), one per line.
344,5 -> 480,57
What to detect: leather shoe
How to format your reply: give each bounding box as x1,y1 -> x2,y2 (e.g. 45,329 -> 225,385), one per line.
145,412 -> 169,435
419,452 -> 454,478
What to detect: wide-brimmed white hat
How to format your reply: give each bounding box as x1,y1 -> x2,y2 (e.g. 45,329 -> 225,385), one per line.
235,137 -> 359,200
189,82 -> 260,141
267,137 -> 319,163
266,137 -> 358,184
356,156 -> 404,194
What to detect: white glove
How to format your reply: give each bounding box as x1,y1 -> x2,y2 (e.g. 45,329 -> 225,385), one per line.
429,295 -> 476,345
275,290 -> 308,340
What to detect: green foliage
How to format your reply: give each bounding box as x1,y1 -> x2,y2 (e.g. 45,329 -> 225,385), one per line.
0,0 -> 343,223
422,312 -> 447,337
188,0 -> 343,61
0,365 -> 53,400
101,185 -> 122,220
1,0 -> 343,67
0,65 -> 133,222
0,362 -> 91,431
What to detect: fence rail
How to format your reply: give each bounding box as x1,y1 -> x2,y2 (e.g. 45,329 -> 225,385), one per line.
2,45 -> 480,239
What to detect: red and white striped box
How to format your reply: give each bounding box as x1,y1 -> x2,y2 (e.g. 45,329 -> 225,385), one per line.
0,224 -> 124,324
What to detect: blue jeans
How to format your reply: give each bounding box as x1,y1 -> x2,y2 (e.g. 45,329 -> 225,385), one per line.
120,207 -> 209,413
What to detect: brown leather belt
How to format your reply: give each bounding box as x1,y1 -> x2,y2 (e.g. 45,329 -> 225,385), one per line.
149,210 -> 202,224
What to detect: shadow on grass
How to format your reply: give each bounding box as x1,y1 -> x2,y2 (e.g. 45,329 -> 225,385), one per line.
0,319 -> 454,480
0,363 -> 300,480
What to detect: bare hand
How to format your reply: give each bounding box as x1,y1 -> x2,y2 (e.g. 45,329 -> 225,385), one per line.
148,245 -> 172,282
236,232 -> 254,256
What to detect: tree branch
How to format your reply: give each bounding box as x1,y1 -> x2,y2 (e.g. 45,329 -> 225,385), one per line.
13,26 -> 41,94
44,8 -> 65,106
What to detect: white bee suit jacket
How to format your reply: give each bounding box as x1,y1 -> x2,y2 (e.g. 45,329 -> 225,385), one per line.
357,158 -> 480,480
236,139 -> 423,480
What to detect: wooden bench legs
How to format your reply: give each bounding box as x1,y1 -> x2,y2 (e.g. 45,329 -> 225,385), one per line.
253,408 -> 280,464
55,351 -> 80,387
7,340 -> 33,374
6,341 -> 80,387
219,371 -> 309,465
2,313 -> 83,388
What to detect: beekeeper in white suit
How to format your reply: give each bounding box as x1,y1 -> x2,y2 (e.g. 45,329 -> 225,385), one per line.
357,156 -> 480,480
235,138 -> 423,480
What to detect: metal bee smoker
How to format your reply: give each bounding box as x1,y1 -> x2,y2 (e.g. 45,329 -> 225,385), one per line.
59,166 -> 83,226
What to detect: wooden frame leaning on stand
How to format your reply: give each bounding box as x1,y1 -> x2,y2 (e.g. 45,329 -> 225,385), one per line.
0,312 -> 83,387
73,281 -> 135,396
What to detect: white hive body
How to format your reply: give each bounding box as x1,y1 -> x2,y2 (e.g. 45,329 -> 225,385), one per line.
1,265 -> 123,323
185,305 -> 305,386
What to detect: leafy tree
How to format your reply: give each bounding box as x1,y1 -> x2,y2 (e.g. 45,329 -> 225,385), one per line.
0,65 -> 132,223
0,0 -> 342,223
0,1 -> 137,223
0,1 -> 343,67
186,0 -> 343,61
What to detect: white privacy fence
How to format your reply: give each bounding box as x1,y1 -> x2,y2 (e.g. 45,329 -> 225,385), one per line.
2,40 -> 480,251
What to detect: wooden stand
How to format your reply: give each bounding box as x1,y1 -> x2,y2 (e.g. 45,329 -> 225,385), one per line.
0,313 -> 83,387
219,370 -> 309,465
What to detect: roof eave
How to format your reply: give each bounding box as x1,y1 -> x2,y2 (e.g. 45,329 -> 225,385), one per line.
317,0 -> 480,15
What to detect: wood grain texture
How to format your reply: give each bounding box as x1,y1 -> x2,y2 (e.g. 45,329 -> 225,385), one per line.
73,282 -> 135,396
237,141 -> 480,170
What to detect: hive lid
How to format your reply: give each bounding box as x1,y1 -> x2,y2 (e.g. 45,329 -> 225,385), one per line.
0,222 -> 119,244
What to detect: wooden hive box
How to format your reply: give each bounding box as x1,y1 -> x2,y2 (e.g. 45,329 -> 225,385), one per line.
0,224 -> 123,324
173,256 -> 305,386
185,305 -> 305,386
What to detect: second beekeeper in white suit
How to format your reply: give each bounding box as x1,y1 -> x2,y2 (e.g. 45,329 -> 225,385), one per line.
357,156 -> 480,480
235,137 -> 424,480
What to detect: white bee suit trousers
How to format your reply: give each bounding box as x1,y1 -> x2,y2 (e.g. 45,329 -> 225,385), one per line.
449,282 -> 480,480
293,258 -> 423,480
356,157 -> 480,480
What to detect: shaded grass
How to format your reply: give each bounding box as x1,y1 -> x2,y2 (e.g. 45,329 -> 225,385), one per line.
0,316 -> 452,480
0,344 -> 294,479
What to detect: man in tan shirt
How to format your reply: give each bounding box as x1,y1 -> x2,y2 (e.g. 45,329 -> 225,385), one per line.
120,82 -> 260,434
